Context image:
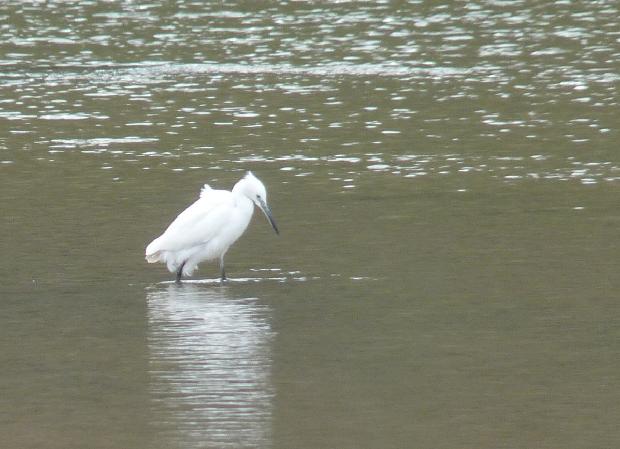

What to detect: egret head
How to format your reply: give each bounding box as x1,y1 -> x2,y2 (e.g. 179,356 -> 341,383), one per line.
235,171 -> 279,235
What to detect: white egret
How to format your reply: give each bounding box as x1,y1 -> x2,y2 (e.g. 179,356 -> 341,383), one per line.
145,171 -> 279,283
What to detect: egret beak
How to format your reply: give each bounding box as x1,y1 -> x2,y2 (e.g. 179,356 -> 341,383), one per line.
257,198 -> 279,235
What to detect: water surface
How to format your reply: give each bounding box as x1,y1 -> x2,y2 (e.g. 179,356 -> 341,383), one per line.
1,1 -> 619,448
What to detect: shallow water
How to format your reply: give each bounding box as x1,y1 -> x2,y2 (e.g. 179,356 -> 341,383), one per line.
1,1 -> 619,448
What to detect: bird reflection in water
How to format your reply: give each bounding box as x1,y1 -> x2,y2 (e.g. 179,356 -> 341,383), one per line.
147,284 -> 275,449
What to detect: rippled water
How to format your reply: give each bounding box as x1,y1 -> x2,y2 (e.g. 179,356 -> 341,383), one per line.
2,1 -> 619,448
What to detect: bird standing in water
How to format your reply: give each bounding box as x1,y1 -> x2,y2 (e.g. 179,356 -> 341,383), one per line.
145,171 -> 279,283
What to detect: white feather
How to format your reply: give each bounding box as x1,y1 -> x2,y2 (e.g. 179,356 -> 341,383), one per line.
145,173 -> 277,279
199,183 -> 212,198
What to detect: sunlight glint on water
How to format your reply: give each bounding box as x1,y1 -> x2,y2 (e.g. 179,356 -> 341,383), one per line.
1,1 -> 619,448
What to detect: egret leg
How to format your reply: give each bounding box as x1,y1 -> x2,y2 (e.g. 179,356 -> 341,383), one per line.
176,262 -> 185,284
219,255 -> 227,283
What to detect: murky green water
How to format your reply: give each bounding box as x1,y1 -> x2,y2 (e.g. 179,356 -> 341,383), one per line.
2,1 -> 619,448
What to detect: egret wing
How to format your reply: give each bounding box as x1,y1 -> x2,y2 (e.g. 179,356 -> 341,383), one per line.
148,189 -> 234,254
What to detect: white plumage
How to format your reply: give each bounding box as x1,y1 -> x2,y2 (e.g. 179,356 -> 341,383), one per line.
145,171 -> 279,282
